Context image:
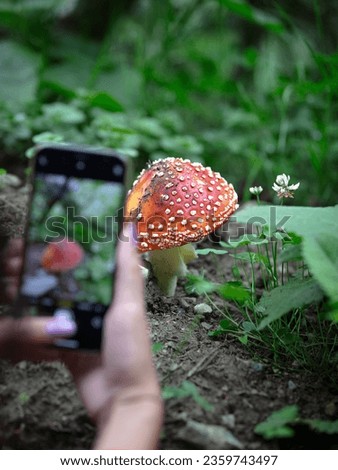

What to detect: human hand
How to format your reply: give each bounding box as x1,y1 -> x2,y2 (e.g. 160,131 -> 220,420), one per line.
0,226 -> 163,449
74,225 -> 163,448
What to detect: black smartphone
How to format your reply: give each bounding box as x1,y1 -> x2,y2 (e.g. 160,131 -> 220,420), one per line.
16,144 -> 127,350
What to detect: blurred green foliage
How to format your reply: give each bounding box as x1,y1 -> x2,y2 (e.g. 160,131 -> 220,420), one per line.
0,0 -> 337,204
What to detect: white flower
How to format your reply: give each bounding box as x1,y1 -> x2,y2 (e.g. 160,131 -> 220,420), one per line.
276,174 -> 290,186
287,182 -> 300,191
272,174 -> 300,199
249,186 -> 263,195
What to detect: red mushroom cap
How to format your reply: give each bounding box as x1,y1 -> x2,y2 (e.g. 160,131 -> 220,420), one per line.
41,239 -> 84,272
125,158 -> 239,252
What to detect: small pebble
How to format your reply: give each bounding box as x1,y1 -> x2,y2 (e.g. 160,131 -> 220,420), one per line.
288,380 -> 297,391
325,401 -> 336,417
180,298 -> 190,308
194,303 -> 212,315
0,174 -> 21,187
251,362 -> 264,372
221,414 -> 236,429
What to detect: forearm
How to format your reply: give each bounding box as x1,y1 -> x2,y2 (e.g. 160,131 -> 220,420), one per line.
94,396 -> 164,450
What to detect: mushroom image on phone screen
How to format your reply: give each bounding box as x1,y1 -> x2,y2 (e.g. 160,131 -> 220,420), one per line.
40,239 -> 84,298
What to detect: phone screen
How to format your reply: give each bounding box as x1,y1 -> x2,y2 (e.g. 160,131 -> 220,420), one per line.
18,145 -> 126,349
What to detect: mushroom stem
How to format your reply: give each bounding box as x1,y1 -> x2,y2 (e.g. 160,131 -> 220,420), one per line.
147,243 -> 197,296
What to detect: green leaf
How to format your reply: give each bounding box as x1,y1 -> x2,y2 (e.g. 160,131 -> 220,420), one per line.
242,321 -> 256,332
230,251 -> 260,263
218,281 -> 251,302
152,342 -> 164,354
219,0 -> 284,33
280,244 -> 303,263
236,205 -> 338,240
306,419 -> 338,435
162,381 -> 214,412
96,67 -> 143,109
33,132 -> 64,144
238,334 -> 248,345
160,135 -> 203,155
256,278 -> 324,330
324,309 -> 338,323
255,405 -> 299,439
302,234 -> 338,303
0,40 -> 40,108
220,236 -> 268,249
85,91 -> 123,112
219,319 -> 237,330
219,0 -> 253,21
208,318 -> 238,337
42,103 -> 86,125
185,274 -> 218,295
195,248 -> 228,255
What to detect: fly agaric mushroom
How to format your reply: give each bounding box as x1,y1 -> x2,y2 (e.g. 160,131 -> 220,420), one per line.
125,158 -> 239,296
41,239 -> 84,272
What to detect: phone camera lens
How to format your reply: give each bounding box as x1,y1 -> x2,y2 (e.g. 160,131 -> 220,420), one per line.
39,156 -> 48,166
75,160 -> 86,170
91,316 -> 103,329
112,165 -> 123,177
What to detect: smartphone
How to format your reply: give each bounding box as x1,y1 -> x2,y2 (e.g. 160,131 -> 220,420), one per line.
16,144 -> 127,350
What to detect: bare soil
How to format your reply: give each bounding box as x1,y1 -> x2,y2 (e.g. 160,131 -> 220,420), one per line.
0,179 -> 337,450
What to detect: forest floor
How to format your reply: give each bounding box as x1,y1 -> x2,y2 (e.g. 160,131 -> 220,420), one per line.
0,179 -> 337,450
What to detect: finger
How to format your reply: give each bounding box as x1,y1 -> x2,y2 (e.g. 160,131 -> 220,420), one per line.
112,223 -> 144,307
13,315 -> 77,344
0,238 -> 24,303
5,277 -> 20,302
0,274 -> 20,303
6,238 -> 24,258
0,315 -> 81,365
4,256 -> 22,276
